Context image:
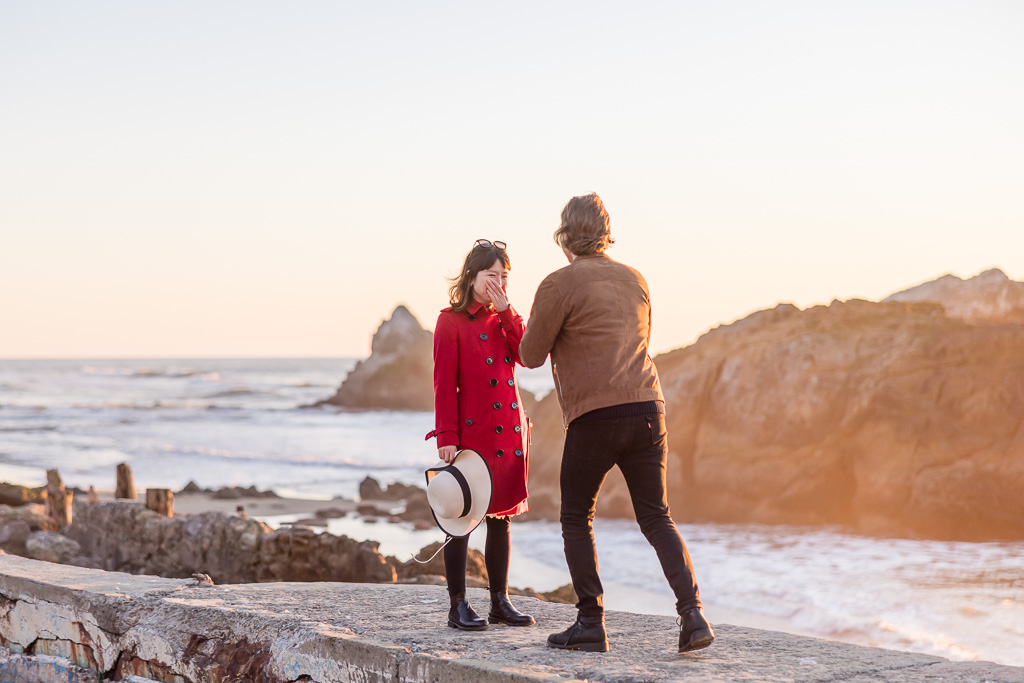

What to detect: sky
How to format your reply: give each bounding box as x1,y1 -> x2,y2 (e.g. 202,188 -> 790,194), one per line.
2,1 -> 1022,359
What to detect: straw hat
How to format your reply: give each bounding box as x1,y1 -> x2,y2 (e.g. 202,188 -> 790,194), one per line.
425,449 -> 493,538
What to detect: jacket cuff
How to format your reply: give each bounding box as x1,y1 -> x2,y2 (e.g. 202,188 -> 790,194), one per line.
497,307 -> 521,325
435,430 -> 459,448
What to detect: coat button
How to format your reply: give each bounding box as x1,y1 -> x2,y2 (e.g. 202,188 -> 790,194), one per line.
486,357 -> 494,365
489,379 -> 498,387
504,355 -> 511,363
496,449 -> 504,457
467,314 -> 476,321
495,426 -> 503,434
466,419 -> 473,426
514,425 -> 521,433
514,449 -> 523,457
510,401 -> 518,409
507,379 -> 514,387
493,402 -> 501,410
480,333 -> 488,340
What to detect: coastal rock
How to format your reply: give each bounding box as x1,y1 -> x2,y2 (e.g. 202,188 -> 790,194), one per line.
0,521 -> 31,549
358,476 -> 386,500
256,526 -> 396,583
0,503 -> 58,532
884,268 -> 1024,323
527,270 -> 1024,541
360,476 -> 425,502
65,502 -> 271,582
179,480 -> 203,494
0,482 -> 46,507
62,501 -> 399,585
25,530 -> 81,564
317,305 -> 434,411
397,541 -> 487,584
394,491 -> 432,524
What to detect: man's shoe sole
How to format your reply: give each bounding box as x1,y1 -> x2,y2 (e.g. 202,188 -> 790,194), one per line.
448,620 -> 488,631
679,629 -> 715,653
488,615 -> 537,626
547,639 -> 610,652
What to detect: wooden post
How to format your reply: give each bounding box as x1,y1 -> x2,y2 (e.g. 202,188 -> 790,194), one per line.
45,468 -> 73,527
146,488 -> 174,517
116,463 -> 137,500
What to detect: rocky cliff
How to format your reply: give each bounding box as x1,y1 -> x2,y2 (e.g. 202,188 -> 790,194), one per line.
318,305 -> 435,411
526,270 -> 1024,540
884,268 -> 1024,323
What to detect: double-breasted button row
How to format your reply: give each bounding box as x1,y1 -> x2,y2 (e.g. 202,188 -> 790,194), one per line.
511,401 -> 518,409
495,426 -> 503,434
466,419 -> 473,426
480,333 -> 488,340
504,355 -> 511,363
493,402 -> 501,410
489,379 -> 498,387
514,449 -> 523,457
514,425 -> 521,433
486,357 -> 494,365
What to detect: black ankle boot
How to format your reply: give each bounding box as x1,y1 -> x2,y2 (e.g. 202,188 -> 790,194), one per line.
678,607 -> 715,653
448,592 -> 488,631
546,616 -> 609,652
488,590 -> 536,626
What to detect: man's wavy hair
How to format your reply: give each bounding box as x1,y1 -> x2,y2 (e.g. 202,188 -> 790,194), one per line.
553,193 -> 614,256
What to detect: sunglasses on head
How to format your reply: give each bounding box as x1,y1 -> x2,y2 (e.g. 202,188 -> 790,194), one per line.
475,239 -> 507,250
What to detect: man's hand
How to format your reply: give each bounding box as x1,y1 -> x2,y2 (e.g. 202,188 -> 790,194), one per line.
486,279 -> 509,311
438,445 -> 457,463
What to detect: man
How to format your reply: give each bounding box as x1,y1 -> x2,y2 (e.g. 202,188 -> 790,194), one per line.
519,193 -> 714,654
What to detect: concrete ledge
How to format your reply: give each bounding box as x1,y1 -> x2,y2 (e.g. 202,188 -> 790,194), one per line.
1,555 -> 1020,682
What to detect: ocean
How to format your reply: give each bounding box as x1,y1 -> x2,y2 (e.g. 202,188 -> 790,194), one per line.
0,358 -> 1021,666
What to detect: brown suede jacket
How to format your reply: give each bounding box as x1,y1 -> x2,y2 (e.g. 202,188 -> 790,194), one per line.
519,252 -> 664,426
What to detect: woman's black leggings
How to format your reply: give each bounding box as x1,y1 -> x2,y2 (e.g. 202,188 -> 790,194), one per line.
444,515 -> 511,595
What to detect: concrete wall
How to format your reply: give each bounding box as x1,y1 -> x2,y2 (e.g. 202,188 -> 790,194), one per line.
1,554 -> 1021,683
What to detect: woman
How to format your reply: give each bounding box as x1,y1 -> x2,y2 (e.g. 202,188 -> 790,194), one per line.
425,239 -> 535,631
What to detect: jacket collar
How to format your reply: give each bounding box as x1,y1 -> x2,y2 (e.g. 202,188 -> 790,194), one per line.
465,300 -> 491,315
573,252 -> 609,262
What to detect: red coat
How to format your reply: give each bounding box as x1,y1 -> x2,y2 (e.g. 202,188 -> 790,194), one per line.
426,301 -> 529,517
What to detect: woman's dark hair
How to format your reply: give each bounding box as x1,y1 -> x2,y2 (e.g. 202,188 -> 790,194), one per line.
448,243 -> 511,313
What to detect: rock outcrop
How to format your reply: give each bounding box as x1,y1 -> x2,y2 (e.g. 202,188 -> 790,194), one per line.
63,501 -> 398,584
317,305 -> 435,411
884,268 -> 1024,323
527,270 -> 1024,541
0,483 -> 46,507
25,531 -> 81,564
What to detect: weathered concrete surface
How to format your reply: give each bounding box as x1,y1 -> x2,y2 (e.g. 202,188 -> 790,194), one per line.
1,554 -> 1020,683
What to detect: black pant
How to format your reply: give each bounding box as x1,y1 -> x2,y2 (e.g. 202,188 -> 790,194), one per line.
444,515 -> 511,595
561,411 -> 702,620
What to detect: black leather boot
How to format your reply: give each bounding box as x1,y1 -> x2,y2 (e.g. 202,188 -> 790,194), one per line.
488,591 -> 536,626
546,616 -> 609,652
448,592 -> 488,631
678,607 -> 715,653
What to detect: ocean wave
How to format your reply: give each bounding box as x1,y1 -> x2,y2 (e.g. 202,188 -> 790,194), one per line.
164,444 -> 413,471
204,388 -> 278,398
81,366 -> 218,380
